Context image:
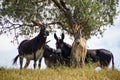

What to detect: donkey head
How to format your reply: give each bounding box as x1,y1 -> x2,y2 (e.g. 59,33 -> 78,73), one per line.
32,20 -> 49,37
41,23 -> 49,37
73,24 -> 82,45
54,33 -> 64,54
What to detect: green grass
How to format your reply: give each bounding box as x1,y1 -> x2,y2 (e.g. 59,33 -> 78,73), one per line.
0,66 -> 120,80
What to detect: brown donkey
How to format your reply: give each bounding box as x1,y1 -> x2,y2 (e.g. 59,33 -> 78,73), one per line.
71,24 -> 87,68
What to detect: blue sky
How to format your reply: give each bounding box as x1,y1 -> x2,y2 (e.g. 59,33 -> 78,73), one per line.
0,2 -> 120,70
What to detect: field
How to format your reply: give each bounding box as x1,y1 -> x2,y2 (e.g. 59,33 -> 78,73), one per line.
0,66 -> 120,80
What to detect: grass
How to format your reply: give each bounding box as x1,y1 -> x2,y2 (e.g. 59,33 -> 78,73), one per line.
0,66 -> 120,80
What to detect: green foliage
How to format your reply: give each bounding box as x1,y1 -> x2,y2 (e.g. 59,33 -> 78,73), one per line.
0,67 -> 120,80
0,0 -> 119,41
66,0 -> 119,38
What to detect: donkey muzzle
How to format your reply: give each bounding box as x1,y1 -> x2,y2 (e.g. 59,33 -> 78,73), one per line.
56,48 -> 62,54
76,40 -> 80,45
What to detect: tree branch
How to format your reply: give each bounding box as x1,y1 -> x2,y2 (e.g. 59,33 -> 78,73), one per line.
52,0 -> 66,12
60,0 -> 69,11
52,0 -> 75,28
1,20 -> 34,32
47,21 -> 73,35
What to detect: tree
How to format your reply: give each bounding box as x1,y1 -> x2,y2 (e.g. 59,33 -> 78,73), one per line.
0,0 -> 119,43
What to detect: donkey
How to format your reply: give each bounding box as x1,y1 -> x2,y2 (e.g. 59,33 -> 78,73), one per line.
13,21 -> 49,69
71,24 -> 87,68
39,45 -> 58,68
86,49 -> 114,69
54,33 -> 114,69
54,33 -> 71,66
40,44 -> 66,68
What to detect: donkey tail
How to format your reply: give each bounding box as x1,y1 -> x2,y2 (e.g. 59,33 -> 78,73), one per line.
13,55 -> 19,65
111,54 -> 114,70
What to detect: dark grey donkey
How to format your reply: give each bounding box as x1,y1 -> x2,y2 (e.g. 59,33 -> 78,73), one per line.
13,21 -> 49,69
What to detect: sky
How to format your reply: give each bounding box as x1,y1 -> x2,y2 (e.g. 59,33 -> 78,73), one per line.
0,3 -> 120,70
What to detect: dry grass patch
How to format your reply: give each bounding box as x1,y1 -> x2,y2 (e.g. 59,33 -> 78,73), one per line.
0,66 -> 120,80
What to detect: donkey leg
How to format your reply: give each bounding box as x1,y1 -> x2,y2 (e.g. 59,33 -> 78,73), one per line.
74,57 -> 78,68
76,56 -> 80,68
71,48 -> 78,67
71,56 -> 76,68
81,49 -> 86,68
80,57 -> 83,68
19,56 -> 23,69
33,53 -> 37,69
83,49 -> 87,66
33,60 -> 37,69
82,56 -> 85,67
24,59 -> 30,69
81,57 -> 85,68
38,58 -> 42,69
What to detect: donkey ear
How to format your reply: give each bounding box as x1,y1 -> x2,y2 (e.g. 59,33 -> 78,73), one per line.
32,20 -> 43,27
54,33 -> 58,41
61,33 -> 65,40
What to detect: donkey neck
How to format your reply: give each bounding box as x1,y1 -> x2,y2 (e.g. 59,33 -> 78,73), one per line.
62,42 -> 71,57
63,42 -> 71,49
74,31 -> 81,40
34,30 -> 47,48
